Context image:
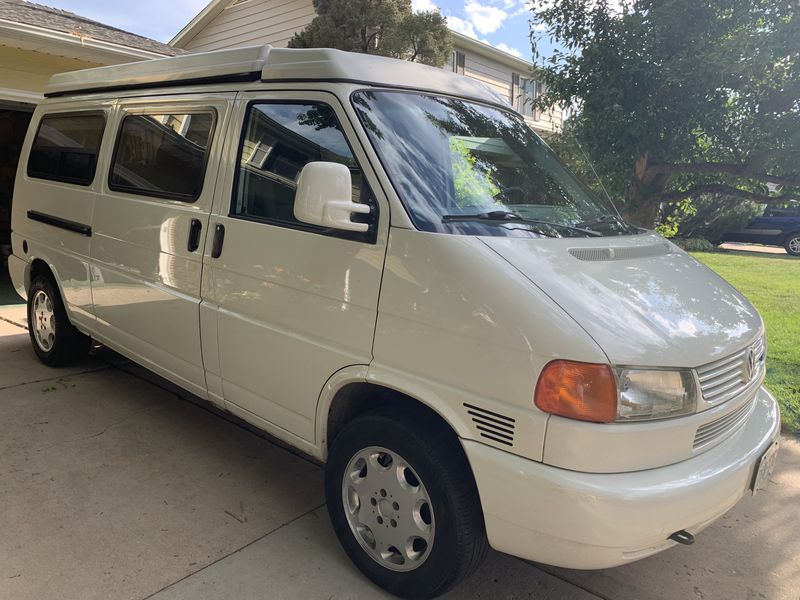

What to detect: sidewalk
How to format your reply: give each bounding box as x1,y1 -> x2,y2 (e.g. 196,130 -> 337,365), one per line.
0,309 -> 797,600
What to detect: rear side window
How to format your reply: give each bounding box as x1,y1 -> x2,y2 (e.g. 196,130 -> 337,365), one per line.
27,112 -> 105,186
109,112 -> 215,201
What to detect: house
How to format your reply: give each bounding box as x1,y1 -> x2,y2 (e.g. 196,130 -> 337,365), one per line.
0,0 -> 179,258
169,0 -> 563,136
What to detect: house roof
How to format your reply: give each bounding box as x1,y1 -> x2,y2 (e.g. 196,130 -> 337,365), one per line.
170,0 -> 227,48
0,0 -> 182,57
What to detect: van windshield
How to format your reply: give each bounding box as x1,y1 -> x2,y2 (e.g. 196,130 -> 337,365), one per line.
352,90 -> 636,237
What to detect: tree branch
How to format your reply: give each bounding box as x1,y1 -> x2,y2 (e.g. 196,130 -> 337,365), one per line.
662,184 -> 791,204
649,162 -> 800,187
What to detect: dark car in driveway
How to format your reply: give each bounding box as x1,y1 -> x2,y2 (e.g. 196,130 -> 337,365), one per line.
722,204 -> 800,256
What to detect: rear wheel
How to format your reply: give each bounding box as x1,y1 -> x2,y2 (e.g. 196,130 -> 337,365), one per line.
326,409 -> 488,600
27,275 -> 90,366
785,233 -> 800,256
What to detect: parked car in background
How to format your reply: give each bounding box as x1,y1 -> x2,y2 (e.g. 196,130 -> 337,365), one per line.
722,203 -> 800,255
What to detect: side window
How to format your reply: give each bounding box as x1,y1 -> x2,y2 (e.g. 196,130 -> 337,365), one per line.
109,111 -> 215,201
27,112 -> 105,186
232,102 -> 376,240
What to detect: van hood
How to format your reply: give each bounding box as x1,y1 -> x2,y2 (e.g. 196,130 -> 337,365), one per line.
481,233 -> 763,368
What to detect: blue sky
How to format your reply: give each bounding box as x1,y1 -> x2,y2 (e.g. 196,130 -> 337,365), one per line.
45,0 -> 548,62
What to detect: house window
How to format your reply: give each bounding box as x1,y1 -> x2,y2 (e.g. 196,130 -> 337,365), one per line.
453,51 -> 466,75
514,77 -> 544,120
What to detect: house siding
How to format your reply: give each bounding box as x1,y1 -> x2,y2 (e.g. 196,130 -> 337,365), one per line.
450,46 -> 562,135
0,46 -> 99,97
183,0 -> 316,52
176,0 -> 561,134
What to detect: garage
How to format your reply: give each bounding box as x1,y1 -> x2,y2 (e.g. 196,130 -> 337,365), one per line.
0,0 -> 180,303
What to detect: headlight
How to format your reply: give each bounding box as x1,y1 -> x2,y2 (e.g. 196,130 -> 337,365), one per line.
615,368 -> 697,421
534,361 -> 698,423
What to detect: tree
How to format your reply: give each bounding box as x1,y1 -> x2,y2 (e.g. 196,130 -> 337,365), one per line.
288,0 -> 452,67
529,0 -> 799,228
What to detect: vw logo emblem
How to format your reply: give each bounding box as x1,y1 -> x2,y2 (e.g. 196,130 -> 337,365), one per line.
744,347 -> 757,381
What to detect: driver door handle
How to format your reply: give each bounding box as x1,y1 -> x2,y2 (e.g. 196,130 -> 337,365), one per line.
211,224 -> 225,259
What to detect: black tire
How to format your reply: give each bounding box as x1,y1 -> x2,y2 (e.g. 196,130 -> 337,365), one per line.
27,274 -> 90,366
784,233 -> 800,256
325,408 -> 488,600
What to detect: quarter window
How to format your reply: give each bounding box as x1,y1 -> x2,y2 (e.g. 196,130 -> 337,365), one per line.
109,112 -> 214,201
232,102 -> 375,239
27,112 -> 105,186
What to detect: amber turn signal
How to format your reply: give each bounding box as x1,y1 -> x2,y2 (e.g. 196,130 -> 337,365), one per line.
534,360 -> 618,423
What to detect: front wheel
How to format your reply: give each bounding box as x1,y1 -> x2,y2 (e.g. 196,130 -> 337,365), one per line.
27,275 -> 90,366
785,233 -> 800,256
326,409 -> 488,600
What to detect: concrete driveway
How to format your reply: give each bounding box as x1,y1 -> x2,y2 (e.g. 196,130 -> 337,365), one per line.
1,307 -> 798,600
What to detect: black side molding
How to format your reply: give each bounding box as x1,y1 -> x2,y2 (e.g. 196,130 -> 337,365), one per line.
27,210 -> 92,237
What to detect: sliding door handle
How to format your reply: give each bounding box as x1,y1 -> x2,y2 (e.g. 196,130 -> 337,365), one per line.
211,223 -> 225,259
187,219 -> 202,252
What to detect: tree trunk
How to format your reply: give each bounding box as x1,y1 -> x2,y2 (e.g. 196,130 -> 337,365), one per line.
622,153 -> 668,228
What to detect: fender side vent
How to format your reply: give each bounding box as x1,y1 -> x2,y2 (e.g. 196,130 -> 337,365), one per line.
464,403 -> 515,447
569,243 -> 672,262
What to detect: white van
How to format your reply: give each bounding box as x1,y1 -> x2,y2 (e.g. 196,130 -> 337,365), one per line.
10,46 -> 780,599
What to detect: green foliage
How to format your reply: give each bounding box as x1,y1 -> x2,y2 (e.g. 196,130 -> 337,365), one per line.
675,195 -> 764,241
449,138 -> 501,206
288,0 -> 452,67
655,198 -> 698,238
692,251 -> 800,433
673,237 -> 716,252
530,0 -> 800,228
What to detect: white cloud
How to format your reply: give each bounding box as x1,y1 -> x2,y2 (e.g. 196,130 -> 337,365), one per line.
464,0 -> 508,35
495,42 -> 523,58
412,0 -> 439,12
447,15 -> 479,39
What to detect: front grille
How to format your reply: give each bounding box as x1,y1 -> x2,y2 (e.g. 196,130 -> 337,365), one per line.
694,397 -> 755,449
696,337 -> 765,405
464,403 -> 515,447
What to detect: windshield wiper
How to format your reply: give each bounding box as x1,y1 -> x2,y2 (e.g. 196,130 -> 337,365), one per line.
575,214 -> 628,230
442,210 -> 603,237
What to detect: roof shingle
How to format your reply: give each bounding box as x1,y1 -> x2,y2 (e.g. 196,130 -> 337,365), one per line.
0,0 -> 182,56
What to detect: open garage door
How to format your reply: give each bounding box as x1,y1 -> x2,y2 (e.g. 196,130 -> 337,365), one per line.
0,101 -> 34,304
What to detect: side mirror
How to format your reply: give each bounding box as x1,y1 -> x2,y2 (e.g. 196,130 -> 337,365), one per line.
294,162 -> 372,233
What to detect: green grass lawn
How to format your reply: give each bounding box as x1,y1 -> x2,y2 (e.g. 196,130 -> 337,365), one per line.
691,251 -> 800,434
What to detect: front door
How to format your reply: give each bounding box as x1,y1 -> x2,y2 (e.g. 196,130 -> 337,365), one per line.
203,91 -> 388,443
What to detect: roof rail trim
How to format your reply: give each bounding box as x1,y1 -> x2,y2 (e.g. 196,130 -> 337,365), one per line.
44,71 -> 261,98
45,45 -> 272,97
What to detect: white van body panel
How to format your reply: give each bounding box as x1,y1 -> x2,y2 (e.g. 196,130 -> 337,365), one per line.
10,100 -> 117,327
372,228 -> 610,461
203,90 -> 389,443
87,95 -> 236,398
482,233 -> 764,367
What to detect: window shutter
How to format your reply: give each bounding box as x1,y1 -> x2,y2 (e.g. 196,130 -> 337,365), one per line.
512,73 -> 520,112
454,51 -> 466,75
532,81 -> 541,121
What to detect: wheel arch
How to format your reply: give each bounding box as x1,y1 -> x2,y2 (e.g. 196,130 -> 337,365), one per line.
316,368 -> 472,463
782,230 -> 800,243
783,230 -> 800,255
25,257 -> 78,323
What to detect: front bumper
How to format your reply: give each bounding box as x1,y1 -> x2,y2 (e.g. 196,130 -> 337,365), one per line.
463,385 -> 781,569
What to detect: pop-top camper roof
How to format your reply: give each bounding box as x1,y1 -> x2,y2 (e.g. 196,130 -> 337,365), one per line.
44,45 -> 508,107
